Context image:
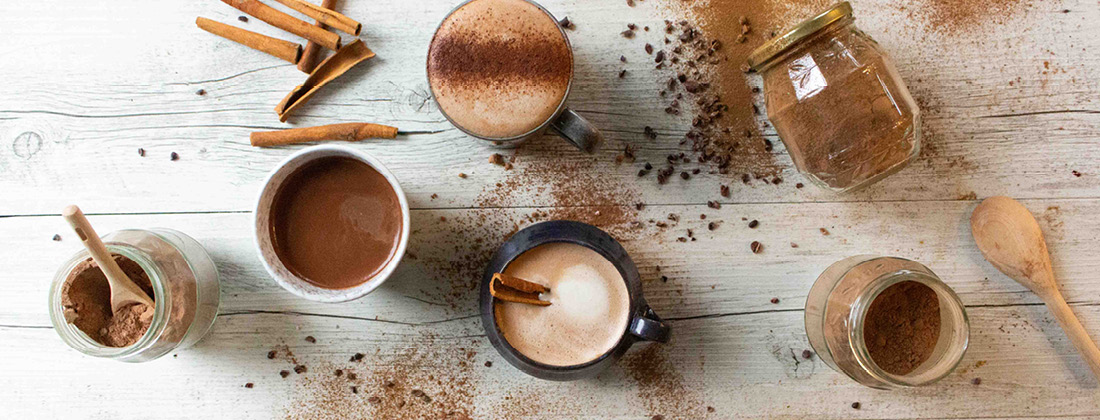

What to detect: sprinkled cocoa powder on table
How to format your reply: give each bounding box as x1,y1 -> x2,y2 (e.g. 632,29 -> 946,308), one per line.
623,345 -> 705,418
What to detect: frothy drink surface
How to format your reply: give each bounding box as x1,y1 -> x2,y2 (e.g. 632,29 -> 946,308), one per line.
428,0 -> 573,139
495,242 -> 630,366
269,157 -> 403,290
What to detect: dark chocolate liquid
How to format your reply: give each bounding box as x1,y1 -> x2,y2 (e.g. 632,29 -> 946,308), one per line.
270,156 -> 403,289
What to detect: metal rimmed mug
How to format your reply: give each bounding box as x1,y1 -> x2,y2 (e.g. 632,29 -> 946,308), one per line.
480,220 -> 671,381
426,0 -> 603,152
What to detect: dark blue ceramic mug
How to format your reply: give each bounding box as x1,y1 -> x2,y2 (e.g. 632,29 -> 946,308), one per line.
479,220 -> 671,381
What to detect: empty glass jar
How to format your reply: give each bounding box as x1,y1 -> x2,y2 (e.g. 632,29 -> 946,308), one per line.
748,2 -> 921,193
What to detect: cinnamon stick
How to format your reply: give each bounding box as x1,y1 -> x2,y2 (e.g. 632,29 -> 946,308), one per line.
276,39 -> 375,121
490,273 -> 551,306
250,123 -> 398,147
221,0 -> 341,51
297,0 -> 338,73
273,0 -> 361,36
196,17 -> 303,64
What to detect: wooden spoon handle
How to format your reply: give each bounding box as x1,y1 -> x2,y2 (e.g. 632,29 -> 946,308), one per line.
61,206 -> 153,309
1044,291 -> 1100,380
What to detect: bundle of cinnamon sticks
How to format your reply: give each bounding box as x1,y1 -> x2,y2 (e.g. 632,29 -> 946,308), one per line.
196,0 -> 395,144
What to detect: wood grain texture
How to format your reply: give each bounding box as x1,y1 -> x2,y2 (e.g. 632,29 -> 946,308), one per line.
2,0 -> 1100,418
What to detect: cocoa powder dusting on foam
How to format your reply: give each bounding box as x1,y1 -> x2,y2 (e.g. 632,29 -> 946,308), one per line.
428,30 -> 572,92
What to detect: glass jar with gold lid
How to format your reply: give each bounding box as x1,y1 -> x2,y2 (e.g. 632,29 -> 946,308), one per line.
748,2 -> 921,193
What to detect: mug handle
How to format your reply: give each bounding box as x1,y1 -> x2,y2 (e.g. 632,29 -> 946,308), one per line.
629,307 -> 671,343
548,108 -> 602,153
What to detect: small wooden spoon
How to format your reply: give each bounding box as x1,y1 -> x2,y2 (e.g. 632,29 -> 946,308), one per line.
62,205 -> 154,313
971,196 -> 1100,379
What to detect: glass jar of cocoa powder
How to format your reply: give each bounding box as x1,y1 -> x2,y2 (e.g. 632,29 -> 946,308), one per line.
805,256 -> 968,389
748,2 -> 921,193
48,228 -> 220,362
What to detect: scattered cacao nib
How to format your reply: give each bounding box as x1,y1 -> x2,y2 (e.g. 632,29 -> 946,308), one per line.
636,203 -> 646,210
661,276 -> 668,282
708,221 -> 718,231
676,237 -> 687,242
368,396 -> 381,404
796,183 -> 804,189
851,402 -> 861,410
52,234 -> 61,241
748,220 -> 759,228
458,173 -> 467,179
245,383 -> 253,388
238,16 -> 248,22
621,29 -> 635,38
620,55 -> 627,62
707,201 -> 720,209
637,169 -> 648,177
195,89 -> 206,96
1072,170 -> 1082,177
802,350 -> 814,359
720,185 -> 730,197
411,389 -> 432,403
655,50 -> 665,63
558,16 -> 573,29
347,373 -> 357,380
170,152 -> 179,161
489,153 -> 504,165
707,407 -> 716,413
626,0 -> 634,6
742,174 -> 751,184
751,241 -> 763,254
293,365 -> 307,374
485,361 -> 493,367
137,148 -> 145,157
627,23 -> 637,30
700,214 -> 706,219
350,352 -> 365,362
334,369 -> 343,377
820,228 -> 830,236
267,350 -> 276,359
619,69 -> 627,78
304,336 -> 316,343
351,386 -> 359,394
972,377 -> 982,385
763,139 -> 773,152
790,242 -> 799,248
680,171 -> 690,180
280,370 -> 290,378
645,43 -> 653,54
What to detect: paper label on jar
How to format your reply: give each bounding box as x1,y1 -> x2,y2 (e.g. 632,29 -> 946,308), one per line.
788,53 -> 828,102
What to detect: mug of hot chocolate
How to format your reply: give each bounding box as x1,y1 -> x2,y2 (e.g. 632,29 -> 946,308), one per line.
480,221 -> 670,380
254,145 -> 410,302
427,0 -> 602,152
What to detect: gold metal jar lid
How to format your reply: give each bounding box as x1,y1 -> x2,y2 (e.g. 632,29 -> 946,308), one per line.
747,2 -> 853,71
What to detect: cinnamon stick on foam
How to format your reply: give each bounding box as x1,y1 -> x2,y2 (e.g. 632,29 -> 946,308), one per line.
196,17 -> 303,64
491,273 -> 551,306
250,123 -> 398,147
221,0 -> 342,51
297,0 -> 338,73
273,0 -> 361,36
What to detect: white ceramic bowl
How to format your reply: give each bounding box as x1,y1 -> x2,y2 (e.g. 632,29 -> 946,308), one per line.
253,145 -> 410,303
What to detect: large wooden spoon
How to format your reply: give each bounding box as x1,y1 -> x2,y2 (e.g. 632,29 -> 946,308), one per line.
971,196 -> 1100,379
62,205 -> 154,313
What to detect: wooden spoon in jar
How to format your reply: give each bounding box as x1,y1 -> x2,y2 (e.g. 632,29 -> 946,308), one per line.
970,196 -> 1100,380
62,205 -> 154,313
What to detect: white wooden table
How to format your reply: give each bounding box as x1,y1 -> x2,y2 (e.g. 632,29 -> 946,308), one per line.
3,0 -> 1100,418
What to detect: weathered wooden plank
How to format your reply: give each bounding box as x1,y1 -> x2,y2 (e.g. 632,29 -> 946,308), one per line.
0,0 -> 1098,215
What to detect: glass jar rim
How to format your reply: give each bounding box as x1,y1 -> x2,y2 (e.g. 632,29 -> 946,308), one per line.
747,1 -> 853,71
48,238 -> 171,359
846,269 -> 970,387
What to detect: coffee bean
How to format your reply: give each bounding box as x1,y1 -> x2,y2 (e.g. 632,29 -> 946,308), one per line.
680,171 -> 689,180
267,350 -> 276,359
751,241 -> 763,254
851,402 -> 861,410
484,361 -> 493,367
238,16 -> 248,22
244,383 -> 253,388
645,43 -> 653,54
655,50 -> 665,63
304,336 -> 316,343
748,220 -> 759,229
796,183 -> 804,189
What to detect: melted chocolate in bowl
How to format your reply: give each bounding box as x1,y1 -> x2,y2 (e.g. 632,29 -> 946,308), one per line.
427,0 -> 573,139
269,156 -> 403,290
